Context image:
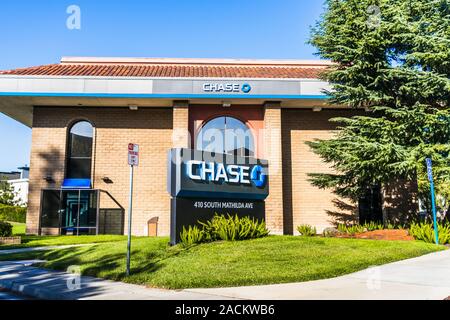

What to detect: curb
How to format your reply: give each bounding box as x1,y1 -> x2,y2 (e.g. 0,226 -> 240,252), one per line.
0,263 -> 74,300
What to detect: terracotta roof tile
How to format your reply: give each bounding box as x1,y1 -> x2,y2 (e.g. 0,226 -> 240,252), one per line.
0,58 -> 330,79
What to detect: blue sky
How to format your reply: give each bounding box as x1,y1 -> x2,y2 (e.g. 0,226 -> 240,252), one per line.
0,0 -> 325,171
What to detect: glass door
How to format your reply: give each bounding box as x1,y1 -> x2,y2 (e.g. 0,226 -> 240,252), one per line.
60,190 -> 99,235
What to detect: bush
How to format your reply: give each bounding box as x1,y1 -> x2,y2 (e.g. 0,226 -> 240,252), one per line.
0,221 -> 13,237
0,205 -> 27,223
409,222 -> 450,245
337,224 -> 366,235
200,214 -> 269,242
179,214 -> 269,247
179,225 -> 206,248
297,224 -> 316,236
363,221 -> 384,232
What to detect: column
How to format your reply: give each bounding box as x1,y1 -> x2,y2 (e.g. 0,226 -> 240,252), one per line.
172,100 -> 190,148
263,102 -> 284,234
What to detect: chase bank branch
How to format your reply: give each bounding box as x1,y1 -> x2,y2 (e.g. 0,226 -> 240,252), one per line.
0,57 -> 399,238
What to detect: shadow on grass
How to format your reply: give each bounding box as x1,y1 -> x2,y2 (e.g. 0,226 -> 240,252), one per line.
0,243 -> 169,299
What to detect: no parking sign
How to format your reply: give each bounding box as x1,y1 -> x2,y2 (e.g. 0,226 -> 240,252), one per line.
128,143 -> 139,166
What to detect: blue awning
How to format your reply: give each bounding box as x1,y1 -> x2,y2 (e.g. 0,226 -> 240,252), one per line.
61,179 -> 91,189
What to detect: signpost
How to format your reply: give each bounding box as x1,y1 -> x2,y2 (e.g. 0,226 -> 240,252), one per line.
126,143 -> 139,276
425,158 -> 439,245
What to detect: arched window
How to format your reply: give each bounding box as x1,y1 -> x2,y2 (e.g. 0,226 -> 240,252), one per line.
196,116 -> 255,157
66,121 -> 94,179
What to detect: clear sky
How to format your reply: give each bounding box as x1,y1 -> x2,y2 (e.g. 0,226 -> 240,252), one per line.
0,0 -> 325,171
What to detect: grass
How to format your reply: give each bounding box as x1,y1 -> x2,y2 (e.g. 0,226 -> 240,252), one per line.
10,222 -> 26,236
0,233 -> 127,250
0,235 -> 444,289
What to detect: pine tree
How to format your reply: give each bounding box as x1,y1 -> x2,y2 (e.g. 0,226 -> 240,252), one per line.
308,0 -> 450,219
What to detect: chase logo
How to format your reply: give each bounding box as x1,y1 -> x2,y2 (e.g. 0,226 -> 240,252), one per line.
241,83 -> 252,93
250,165 -> 267,187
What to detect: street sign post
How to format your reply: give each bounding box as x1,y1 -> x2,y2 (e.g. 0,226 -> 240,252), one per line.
126,143 -> 139,276
425,158 -> 439,245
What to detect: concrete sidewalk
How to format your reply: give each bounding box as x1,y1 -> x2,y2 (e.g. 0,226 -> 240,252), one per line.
189,249 -> 450,300
0,249 -> 449,300
0,260 -> 235,300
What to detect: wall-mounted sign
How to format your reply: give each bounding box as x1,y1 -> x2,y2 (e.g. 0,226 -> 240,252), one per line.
202,83 -> 252,94
167,148 -> 269,244
128,143 -> 139,166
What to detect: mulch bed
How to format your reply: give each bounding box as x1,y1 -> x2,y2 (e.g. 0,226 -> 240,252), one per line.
337,229 -> 414,241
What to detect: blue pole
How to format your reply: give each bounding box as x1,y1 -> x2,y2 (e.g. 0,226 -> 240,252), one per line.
429,180 -> 439,245
426,158 -> 439,245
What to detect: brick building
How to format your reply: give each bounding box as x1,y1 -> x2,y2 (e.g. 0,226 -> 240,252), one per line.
0,57 -> 388,236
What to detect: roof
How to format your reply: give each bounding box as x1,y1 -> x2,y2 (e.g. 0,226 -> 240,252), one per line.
0,57 -> 331,79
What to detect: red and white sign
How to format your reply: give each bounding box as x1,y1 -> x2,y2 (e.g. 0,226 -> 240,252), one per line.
128,143 -> 139,166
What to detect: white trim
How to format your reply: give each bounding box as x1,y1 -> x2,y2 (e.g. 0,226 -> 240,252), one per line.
60,56 -> 333,66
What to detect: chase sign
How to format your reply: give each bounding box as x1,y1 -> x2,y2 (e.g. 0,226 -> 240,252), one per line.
202,83 -> 252,93
167,148 -> 269,244
186,160 -> 267,188
168,148 -> 269,200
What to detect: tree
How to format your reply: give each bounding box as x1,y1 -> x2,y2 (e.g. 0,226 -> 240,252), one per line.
308,0 -> 450,220
0,180 -> 19,206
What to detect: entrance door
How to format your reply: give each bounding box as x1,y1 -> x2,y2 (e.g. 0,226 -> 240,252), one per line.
60,190 -> 98,235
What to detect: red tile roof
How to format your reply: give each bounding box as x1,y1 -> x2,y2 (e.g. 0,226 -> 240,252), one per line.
0,57 -> 330,79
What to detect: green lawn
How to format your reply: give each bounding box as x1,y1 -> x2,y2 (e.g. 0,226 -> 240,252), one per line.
10,222 -> 26,236
0,235 -> 444,289
0,233 -> 127,250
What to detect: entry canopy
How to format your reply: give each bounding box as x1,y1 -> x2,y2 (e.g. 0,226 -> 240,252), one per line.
61,178 -> 92,189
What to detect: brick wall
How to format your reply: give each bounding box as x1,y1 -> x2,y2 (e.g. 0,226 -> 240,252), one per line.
263,105 -> 284,234
281,109 -> 361,234
27,106 -> 173,236
173,102 -> 190,148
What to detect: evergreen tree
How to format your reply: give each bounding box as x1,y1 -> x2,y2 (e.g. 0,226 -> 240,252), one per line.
0,180 -> 18,206
308,0 -> 450,218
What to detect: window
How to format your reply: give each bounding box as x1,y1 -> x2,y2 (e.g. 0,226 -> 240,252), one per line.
196,116 -> 255,157
66,121 -> 93,179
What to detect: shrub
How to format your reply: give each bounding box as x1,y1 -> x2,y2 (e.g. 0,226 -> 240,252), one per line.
336,222 -> 405,236
179,225 -> 206,247
0,221 -> 13,237
200,214 -> 269,242
409,222 -> 450,245
179,214 -> 269,246
363,221 -> 384,232
0,205 -> 27,223
297,224 -> 316,236
385,222 -> 401,230
337,224 -> 366,235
